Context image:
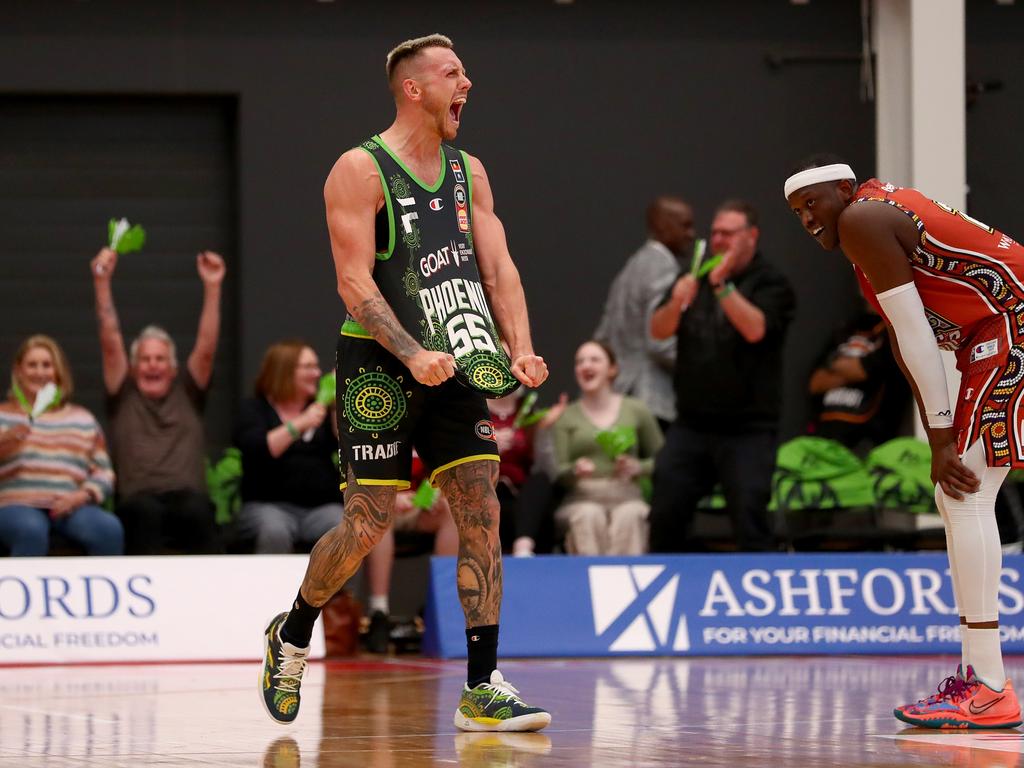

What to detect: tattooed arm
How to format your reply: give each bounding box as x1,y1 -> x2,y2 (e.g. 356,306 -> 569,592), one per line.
436,460 -> 503,627
90,247 -> 129,395
324,149 -> 455,386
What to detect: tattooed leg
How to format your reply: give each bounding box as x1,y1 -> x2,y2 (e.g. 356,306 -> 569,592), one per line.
299,465 -> 396,606
437,460 -> 502,627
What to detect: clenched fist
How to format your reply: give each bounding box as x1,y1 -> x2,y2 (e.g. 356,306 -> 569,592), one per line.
408,350 -> 456,386
512,354 -> 548,388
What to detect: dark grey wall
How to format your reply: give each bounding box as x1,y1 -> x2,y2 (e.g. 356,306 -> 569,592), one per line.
0,96 -> 238,451
2,1 -> 881,441
967,1 -> 1024,237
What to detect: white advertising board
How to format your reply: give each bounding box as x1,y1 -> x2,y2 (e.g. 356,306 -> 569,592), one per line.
0,555 -> 326,664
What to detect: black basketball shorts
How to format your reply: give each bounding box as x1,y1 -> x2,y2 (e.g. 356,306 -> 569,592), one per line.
335,326 -> 500,490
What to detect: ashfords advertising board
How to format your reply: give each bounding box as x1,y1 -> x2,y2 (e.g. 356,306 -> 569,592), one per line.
422,553 -> 1024,658
0,556 -> 325,664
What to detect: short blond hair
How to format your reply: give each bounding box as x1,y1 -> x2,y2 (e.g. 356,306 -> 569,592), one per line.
10,334 -> 75,402
385,33 -> 453,87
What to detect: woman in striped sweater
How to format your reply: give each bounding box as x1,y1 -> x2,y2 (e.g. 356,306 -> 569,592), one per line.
0,335 -> 123,556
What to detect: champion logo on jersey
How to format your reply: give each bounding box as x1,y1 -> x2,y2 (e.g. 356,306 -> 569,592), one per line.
429,198 -> 444,211
450,159 -> 465,183
589,564 -> 690,652
971,339 -> 999,363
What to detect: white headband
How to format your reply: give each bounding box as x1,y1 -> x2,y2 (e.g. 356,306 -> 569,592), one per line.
783,163 -> 856,199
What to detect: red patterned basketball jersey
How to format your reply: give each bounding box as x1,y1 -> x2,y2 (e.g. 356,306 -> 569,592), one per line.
850,179 -> 1024,466
851,178 -> 1024,350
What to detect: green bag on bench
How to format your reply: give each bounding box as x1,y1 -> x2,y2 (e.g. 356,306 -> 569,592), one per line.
771,436 -> 876,512
866,437 -> 935,514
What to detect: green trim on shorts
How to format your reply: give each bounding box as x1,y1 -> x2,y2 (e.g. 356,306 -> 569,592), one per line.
340,319 -> 373,339
429,454 -> 501,486
340,478 -> 412,491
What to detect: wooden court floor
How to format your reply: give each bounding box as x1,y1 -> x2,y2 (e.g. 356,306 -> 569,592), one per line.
2,655 -> 1024,767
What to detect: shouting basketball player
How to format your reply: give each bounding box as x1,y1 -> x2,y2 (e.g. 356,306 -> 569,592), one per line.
259,34 -> 550,733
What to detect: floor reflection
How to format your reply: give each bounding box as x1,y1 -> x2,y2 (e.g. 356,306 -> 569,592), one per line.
1,656 -> 1022,767
264,736 -> 302,768
453,732 -> 553,768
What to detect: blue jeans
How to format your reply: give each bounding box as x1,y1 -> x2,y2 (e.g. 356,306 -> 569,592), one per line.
0,504 -> 125,556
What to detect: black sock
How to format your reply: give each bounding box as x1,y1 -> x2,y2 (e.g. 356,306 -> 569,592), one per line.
466,624 -> 499,688
280,591 -> 320,648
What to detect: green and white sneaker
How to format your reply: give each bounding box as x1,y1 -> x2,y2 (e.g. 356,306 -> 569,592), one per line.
259,612 -> 309,725
454,670 -> 552,732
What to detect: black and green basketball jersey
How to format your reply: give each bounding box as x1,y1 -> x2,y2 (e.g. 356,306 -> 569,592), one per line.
350,135 -> 518,397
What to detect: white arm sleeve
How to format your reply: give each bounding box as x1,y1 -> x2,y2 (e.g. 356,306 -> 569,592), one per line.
876,281 -> 954,428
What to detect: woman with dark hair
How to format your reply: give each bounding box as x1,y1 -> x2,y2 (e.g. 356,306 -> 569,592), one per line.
233,340 -> 342,553
551,340 -> 663,555
0,335 -> 123,556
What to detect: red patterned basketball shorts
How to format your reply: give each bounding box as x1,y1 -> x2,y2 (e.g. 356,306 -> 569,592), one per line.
954,315 -> 1024,467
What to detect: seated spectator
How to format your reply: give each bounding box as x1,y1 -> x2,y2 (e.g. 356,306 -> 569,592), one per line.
552,341 -> 663,555
363,450 -> 457,652
488,389 -> 533,552
0,335 -> 123,556
496,391 -> 569,557
91,246 -> 224,555
808,307 -> 910,453
233,340 -> 343,553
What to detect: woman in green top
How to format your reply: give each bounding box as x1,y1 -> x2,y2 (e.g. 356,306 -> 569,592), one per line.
552,340 -> 664,555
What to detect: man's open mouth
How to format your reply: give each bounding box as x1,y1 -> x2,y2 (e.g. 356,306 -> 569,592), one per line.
450,100 -> 465,123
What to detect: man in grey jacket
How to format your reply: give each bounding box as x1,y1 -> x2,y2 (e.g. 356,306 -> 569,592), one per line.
595,196 -> 696,428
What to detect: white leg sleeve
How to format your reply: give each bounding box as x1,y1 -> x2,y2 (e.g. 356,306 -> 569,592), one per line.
940,441 -> 1008,624
939,441 -> 1008,687
935,488 -> 969,670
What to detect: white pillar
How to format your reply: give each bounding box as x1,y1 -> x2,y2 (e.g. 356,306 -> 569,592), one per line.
873,0 -> 966,439
873,0 -> 912,186
874,0 -> 965,204
909,0 -> 966,209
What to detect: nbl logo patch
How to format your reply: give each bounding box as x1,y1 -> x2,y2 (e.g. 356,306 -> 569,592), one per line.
454,184 -> 469,232
475,420 -> 496,441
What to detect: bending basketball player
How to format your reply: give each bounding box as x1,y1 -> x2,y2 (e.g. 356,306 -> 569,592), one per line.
785,155 -> 1021,729
259,34 -> 551,732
